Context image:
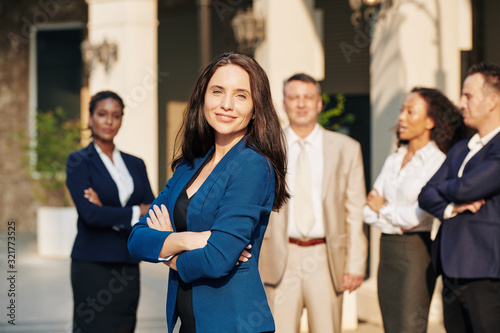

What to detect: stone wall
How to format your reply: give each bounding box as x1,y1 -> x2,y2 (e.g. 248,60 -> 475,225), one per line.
0,0 -> 88,231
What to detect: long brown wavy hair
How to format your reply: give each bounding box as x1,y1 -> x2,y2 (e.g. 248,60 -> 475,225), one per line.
171,52 -> 289,210
398,87 -> 467,153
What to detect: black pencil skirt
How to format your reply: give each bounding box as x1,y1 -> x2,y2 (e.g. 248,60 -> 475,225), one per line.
377,232 -> 436,333
71,259 -> 140,333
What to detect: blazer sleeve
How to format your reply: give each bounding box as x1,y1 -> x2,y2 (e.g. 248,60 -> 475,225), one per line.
175,157 -> 274,283
418,156 -> 454,220
363,154 -> 390,225
127,184 -> 173,263
435,144 -> 500,204
66,151 -> 134,230
342,141 -> 368,276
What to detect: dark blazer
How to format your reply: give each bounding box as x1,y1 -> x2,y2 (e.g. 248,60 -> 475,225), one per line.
128,138 -> 276,333
418,133 -> 500,279
66,143 -> 154,264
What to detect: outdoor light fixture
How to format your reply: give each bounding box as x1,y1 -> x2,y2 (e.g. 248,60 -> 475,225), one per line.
231,7 -> 265,55
81,38 -> 118,76
349,0 -> 392,27
363,0 -> 382,5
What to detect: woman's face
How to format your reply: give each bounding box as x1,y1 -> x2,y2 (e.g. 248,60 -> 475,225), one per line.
89,97 -> 123,143
204,64 -> 254,143
398,92 -> 434,143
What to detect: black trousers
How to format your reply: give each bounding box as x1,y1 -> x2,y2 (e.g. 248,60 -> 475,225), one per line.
442,275 -> 500,333
71,260 -> 140,333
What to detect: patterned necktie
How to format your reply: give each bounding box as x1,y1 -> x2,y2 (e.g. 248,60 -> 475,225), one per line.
295,139 -> 314,237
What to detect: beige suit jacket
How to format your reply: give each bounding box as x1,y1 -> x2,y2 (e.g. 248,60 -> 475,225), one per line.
260,128 -> 368,293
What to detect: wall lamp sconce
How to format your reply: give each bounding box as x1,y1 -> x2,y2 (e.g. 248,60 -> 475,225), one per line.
81,38 -> 118,76
231,7 -> 265,55
349,0 -> 393,28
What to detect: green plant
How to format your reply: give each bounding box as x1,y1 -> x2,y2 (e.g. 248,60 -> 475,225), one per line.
33,107 -> 81,205
318,93 -> 356,131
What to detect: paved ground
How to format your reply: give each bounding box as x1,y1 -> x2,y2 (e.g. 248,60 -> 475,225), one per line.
0,232 -> 446,332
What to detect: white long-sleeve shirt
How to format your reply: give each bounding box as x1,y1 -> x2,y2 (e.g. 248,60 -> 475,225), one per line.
94,143 -> 141,226
363,141 -> 445,234
285,125 -> 325,239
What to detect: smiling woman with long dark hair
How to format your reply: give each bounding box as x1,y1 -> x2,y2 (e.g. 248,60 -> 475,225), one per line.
128,52 -> 289,333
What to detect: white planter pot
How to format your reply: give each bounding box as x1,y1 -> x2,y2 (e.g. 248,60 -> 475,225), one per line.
37,206 -> 77,259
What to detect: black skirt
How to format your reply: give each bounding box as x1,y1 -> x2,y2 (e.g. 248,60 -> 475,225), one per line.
71,259 -> 140,333
377,232 -> 436,333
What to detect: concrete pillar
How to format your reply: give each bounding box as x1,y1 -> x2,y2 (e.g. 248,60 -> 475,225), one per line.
86,0 -> 158,194
253,0 -> 324,122
358,0 -> 472,325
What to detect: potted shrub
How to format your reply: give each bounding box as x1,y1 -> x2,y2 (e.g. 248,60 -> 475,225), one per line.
33,107 -> 82,258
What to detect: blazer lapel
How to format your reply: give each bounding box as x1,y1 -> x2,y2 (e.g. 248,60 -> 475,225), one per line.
121,153 -> 142,206
88,143 -> 121,206
169,152 -> 211,213
186,138 -> 247,231
462,132 -> 500,175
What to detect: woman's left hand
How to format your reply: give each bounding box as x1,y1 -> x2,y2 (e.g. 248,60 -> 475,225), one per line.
236,244 -> 252,265
147,204 -> 173,232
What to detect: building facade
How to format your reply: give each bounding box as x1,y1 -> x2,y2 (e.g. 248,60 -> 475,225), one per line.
1,0 -> 500,327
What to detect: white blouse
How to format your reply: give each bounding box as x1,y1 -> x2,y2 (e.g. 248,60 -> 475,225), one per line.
363,141 -> 445,234
94,143 -> 140,226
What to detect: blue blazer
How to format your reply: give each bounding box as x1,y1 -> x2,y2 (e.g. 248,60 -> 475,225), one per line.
66,143 -> 154,264
128,138 -> 276,333
419,133 -> 500,279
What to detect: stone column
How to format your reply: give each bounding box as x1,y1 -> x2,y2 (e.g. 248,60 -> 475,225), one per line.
357,0 -> 472,325
86,0 -> 158,193
253,0 -> 324,122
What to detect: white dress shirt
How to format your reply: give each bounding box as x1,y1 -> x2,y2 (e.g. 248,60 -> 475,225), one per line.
363,141 -> 445,234
286,124 -> 325,239
443,125 -> 500,219
94,143 -> 141,226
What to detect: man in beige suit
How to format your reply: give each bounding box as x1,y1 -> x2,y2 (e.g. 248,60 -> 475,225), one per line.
260,73 -> 368,333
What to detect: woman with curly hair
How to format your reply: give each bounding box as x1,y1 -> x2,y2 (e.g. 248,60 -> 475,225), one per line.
363,87 -> 467,333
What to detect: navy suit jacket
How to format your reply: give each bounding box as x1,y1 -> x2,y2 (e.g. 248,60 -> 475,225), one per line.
128,138 -> 276,333
66,143 -> 154,264
419,133 -> 500,279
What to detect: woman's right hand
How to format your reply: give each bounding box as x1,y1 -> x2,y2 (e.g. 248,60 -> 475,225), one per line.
84,188 -> 102,206
147,204 -> 173,231
150,203 -> 212,260
366,188 -> 385,214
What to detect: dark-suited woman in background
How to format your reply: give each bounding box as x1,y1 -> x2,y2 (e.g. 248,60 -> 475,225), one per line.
66,91 -> 154,332
128,52 -> 289,333
363,87 -> 467,333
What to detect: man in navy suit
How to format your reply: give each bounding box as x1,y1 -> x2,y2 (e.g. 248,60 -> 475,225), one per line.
419,62 -> 500,333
